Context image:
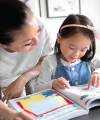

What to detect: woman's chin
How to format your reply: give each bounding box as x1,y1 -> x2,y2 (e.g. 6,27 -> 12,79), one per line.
27,47 -> 35,52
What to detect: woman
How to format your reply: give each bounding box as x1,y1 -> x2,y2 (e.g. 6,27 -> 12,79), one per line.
0,0 -> 53,102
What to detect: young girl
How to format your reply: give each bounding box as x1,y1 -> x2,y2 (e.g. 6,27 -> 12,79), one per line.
0,0 -> 53,103
35,14 -> 100,93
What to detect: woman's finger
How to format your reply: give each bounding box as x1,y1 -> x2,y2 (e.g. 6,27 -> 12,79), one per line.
2,91 -> 9,102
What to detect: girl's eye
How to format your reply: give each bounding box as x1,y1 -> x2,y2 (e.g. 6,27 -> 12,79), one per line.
81,48 -> 88,52
25,42 -> 32,46
81,50 -> 86,52
69,47 -> 75,50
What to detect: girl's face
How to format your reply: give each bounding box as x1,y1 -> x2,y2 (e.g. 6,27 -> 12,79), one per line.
1,16 -> 40,52
57,32 -> 91,63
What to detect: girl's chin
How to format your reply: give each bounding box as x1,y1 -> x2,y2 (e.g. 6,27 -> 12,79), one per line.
71,60 -> 76,63
67,59 -> 76,63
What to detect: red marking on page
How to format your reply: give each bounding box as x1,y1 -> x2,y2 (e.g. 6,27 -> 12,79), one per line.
16,96 -> 73,117
85,98 -> 92,105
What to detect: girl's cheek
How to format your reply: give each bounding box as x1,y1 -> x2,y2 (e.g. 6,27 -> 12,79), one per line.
64,48 -> 71,54
62,50 -> 70,56
79,52 -> 85,58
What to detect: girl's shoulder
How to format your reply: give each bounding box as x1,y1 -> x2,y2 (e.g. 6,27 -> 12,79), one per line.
41,54 -> 57,69
42,54 -> 57,69
43,54 -> 56,62
86,55 -> 100,66
89,55 -> 100,63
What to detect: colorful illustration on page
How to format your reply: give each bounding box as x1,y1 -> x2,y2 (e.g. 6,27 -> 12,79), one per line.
15,90 -> 73,118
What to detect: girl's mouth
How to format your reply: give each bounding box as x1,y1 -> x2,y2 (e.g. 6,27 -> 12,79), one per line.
70,57 -> 77,60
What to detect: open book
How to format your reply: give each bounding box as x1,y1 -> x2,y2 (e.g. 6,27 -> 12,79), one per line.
8,84 -> 100,120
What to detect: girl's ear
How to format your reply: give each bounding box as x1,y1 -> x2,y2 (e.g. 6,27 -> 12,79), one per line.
57,33 -> 62,44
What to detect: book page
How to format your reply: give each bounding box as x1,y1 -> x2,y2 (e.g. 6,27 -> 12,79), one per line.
8,89 -> 88,120
56,84 -> 100,110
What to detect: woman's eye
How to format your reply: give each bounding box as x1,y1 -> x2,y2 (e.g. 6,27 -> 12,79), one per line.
25,42 -> 32,46
38,26 -> 41,33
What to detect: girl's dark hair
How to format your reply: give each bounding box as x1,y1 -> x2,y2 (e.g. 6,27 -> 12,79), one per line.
55,14 -> 96,62
0,0 -> 32,45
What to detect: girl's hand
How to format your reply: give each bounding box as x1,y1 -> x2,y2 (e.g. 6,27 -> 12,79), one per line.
52,77 -> 70,89
2,76 -> 26,103
88,73 -> 100,90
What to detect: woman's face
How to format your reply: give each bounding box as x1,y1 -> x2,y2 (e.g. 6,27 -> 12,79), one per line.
2,16 -> 40,52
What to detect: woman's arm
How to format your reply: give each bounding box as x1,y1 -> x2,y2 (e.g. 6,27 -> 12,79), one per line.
0,85 -> 2,100
21,59 -> 42,83
2,56 -> 46,102
0,100 -> 37,120
19,55 -> 48,84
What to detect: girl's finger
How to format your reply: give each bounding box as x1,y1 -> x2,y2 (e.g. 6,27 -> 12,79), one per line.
56,81 -> 65,89
88,76 -> 93,90
92,76 -> 97,87
60,77 -> 70,88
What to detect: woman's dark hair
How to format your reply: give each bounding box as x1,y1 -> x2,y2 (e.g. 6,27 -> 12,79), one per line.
0,0 -> 32,45
55,14 -> 96,62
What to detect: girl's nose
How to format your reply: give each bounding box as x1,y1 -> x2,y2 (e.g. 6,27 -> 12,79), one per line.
73,50 -> 80,56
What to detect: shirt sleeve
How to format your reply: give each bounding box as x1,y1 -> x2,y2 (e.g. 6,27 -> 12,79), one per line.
41,27 -> 55,57
34,57 -> 54,92
89,55 -> 100,74
36,16 -> 55,57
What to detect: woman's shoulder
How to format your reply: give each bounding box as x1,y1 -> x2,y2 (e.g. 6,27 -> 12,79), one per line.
35,16 -> 46,27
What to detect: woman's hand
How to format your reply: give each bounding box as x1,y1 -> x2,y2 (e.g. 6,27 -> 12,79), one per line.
2,76 -> 26,103
0,100 -> 38,120
52,77 -> 70,89
12,112 -> 38,120
88,73 -> 100,90
2,58 -> 43,103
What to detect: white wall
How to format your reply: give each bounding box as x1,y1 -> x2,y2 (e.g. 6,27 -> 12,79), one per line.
40,0 -> 66,46
25,0 -> 100,55
80,0 -> 100,55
